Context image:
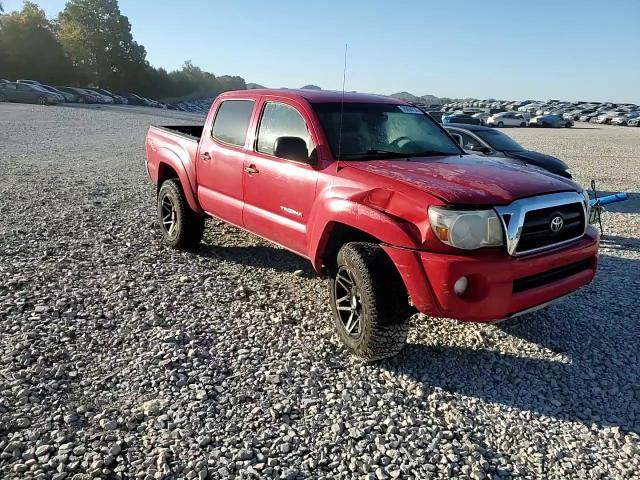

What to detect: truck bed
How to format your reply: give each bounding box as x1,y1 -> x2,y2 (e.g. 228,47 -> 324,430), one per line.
146,125 -> 202,200
154,124 -> 204,141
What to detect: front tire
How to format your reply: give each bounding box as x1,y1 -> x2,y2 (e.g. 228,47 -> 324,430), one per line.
37,96 -> 48,105
328,242 -> 412,361
497,121 -> 504,127
157,179 -> 205,250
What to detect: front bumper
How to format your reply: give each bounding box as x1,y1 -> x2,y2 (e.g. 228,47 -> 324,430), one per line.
383,226 -> 599,322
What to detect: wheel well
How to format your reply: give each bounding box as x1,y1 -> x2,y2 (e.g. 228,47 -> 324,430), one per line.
320,222 -> 415,313
320,223 -> 381,272
157,162 -> 179,192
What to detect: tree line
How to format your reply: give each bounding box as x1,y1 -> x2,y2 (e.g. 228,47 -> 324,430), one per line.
0,0 -> 247,100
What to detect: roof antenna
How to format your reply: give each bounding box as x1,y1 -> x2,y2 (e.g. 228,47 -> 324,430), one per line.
337,43 -> 348,166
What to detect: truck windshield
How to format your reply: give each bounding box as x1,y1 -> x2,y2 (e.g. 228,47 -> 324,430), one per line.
312,102 -> 462,160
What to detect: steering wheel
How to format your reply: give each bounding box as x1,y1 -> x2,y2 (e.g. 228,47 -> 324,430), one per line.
389,136 -> 413,149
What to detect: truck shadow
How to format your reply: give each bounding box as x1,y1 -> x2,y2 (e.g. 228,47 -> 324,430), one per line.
198,242 -> 314,275
382,253 -> 640,433
599,234 -> 640,251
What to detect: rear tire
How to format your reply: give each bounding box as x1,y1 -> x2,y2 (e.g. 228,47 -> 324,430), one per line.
0,94 -> 6,102
157,179 -> 205,250
328,242 -> 412,361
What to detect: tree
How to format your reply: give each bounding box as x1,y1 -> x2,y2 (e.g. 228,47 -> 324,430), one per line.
0,2 -> 73,83
0,0 -> 248,100
57,0 -> 147,91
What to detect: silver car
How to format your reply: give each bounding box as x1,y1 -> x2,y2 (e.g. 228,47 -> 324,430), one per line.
0,82 -> 64,105
83,88 -> 114,104
486,112 -> 529,127
529,114 -> 573,128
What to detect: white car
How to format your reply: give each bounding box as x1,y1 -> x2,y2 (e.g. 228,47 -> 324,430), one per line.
596,111 -> 626,124
472,112 -> 491,124
611,112 -> 640,126
486,112 -> 529,127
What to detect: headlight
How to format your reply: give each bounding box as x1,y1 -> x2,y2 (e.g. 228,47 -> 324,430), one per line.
428,207 -> 503,249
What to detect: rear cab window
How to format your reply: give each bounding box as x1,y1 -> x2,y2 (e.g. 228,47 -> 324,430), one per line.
211,99 -> 255,147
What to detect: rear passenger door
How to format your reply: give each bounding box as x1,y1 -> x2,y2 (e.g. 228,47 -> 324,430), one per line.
196,99 -> 256,227
242,99 -> 319,256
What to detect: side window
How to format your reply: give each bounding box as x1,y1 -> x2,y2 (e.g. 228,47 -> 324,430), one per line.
459,132 -> 482,149
17,84 -> 31,91
257,102 -> 312,156
211,100 -> 255,147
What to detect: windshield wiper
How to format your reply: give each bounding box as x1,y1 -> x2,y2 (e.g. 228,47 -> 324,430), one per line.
409,150 -> 455,157
340,149 -> 408,160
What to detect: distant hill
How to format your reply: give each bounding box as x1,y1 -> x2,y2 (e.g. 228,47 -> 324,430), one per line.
247,83 -> 266,89
390,91 -> 444,105
301,84 -> 322,90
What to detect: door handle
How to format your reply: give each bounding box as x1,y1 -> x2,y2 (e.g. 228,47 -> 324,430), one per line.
200,152 -> 211,161
244,165 -> 259,174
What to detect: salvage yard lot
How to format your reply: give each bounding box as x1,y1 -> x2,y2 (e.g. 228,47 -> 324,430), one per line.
0,103 -> 638,479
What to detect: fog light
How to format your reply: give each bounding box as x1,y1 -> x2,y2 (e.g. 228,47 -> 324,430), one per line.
454,276 -> 468,296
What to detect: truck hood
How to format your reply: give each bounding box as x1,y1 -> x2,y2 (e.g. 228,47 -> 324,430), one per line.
344,154 -> 580,205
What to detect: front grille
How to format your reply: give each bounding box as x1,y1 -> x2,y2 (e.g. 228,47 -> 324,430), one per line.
513,258 -> 592,293
515,202 -> 585,253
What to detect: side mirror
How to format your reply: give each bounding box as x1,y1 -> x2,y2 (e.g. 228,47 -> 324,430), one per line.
273,136 -> 309,164
469,144 -> 491,154
450,133 -> 463,146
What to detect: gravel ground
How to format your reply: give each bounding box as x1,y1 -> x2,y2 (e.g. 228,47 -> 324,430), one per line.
0,104 -> 638,480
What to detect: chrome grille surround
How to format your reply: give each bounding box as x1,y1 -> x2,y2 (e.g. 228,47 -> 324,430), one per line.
494,191 -> 588,256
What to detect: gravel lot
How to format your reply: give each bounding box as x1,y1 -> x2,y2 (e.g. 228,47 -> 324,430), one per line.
1,104 -> 638,480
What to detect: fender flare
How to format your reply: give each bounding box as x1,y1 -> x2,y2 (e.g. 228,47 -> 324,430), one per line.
308,197 -> 420,271
307,197 -> 440,316
156,147 -> 203,214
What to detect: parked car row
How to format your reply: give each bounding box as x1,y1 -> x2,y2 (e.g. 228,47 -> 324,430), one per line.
440,108 -> 571,129
174,97 -> 217,114
0,78 -> 175,110
442,97 -> 640,127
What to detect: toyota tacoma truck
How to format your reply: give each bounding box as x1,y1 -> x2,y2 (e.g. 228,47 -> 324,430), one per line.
145,89 -> 599,360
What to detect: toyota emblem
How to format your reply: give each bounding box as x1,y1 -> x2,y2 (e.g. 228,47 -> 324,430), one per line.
550,215 -> 564,233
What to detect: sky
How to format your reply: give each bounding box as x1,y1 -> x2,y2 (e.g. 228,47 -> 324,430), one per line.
4,0 -> 640,103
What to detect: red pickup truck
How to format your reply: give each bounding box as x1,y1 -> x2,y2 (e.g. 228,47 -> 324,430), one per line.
145,89 -> 599,360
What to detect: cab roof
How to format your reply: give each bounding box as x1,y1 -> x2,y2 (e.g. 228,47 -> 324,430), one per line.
218,88 -> 405,104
